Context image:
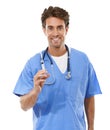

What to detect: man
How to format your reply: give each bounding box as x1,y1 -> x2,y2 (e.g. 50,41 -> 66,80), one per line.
13,6 -> 102,130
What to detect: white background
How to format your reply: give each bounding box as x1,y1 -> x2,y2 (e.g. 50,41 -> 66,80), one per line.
0,0 -> 110,129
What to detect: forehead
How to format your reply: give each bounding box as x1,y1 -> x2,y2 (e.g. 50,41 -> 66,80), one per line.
45,17 -> 65,27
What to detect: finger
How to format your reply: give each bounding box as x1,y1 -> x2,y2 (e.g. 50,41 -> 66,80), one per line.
34,70 -> 50,88
39,73 -> 49,79
35,70 -> 48,78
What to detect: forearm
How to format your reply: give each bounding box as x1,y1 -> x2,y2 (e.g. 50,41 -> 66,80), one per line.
20,87 -> 41,111
84,96 -> 95,130
20,70 -> 49,111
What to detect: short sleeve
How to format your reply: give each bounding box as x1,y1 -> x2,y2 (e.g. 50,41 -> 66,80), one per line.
13,60 -> 34,96
85,62 -> 102,98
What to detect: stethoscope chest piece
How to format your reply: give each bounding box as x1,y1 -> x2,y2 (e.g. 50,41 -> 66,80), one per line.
65,71 -> 71,80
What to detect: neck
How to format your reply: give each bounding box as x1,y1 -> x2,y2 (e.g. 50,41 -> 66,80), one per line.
48,45 -> 67,56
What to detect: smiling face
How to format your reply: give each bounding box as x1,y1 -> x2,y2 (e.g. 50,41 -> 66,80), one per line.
43,17 -> 69,49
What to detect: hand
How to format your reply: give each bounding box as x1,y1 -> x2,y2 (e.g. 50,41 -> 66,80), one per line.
33,70 -> 50,90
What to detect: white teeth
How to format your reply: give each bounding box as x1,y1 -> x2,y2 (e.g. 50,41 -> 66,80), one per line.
52,38 -> 59,41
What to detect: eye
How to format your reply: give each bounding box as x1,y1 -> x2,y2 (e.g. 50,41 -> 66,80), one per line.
47,26 -> 53,31
57,25 -> 64,31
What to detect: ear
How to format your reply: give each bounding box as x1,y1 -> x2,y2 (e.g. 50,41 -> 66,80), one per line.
66,26 -> 69,32
65,27 -> 69,34
42,27 -> 46,35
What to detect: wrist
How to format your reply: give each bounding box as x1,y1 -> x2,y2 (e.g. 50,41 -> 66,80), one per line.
34,85 -> 41,93
88,126 -> 94,130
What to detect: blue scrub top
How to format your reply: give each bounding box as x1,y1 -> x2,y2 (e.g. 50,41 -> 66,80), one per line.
13,48 -> 102,130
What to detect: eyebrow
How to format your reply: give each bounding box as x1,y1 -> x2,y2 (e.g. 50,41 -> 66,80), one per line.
47,25 -> 64,28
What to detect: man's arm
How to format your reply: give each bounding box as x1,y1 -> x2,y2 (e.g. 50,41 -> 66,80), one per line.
20,87 -> 41,111
84,96 -> 95,130
20,69 -> 49,111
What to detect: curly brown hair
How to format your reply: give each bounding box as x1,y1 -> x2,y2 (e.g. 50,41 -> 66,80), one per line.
41,6 -> 70,28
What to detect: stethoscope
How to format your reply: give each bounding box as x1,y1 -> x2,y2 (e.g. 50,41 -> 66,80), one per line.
40,45 -> 71,85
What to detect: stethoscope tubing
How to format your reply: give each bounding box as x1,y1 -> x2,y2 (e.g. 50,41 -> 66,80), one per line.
40,44 -> 71,84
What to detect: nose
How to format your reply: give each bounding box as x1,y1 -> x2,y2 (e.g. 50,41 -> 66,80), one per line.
52,28 -> 59,36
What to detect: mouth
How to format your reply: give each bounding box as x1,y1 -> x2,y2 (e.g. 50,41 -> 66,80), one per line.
51,37 -> 61,43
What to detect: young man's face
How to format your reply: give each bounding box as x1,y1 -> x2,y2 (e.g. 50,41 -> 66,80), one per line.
43,17 -> 68,48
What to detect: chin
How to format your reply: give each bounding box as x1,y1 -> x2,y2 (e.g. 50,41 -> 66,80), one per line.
51,42 -> 63,48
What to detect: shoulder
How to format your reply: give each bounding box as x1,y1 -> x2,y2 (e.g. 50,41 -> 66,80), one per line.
70,48 -> 89,62
24,51 -> 43,72
28,49 -> 45,64
29,53 -> 41,63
